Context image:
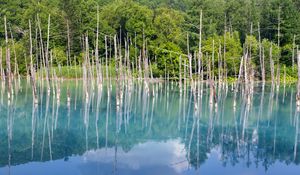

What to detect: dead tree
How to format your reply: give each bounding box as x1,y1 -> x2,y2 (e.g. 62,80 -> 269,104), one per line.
258,22 -> 265,84
187,33 -> 193,81
0,48 -> 4,81
45,14 -> 51,92
293,35 -> 296,71
8,24 -> 20,85
95,6 -> 102,86
29,20 -> 38,103
105,35 -> 109,84
4,16 -> 12,99
198,10 -> 202,80
270,45 -> 275,87
297,50 -> 300,107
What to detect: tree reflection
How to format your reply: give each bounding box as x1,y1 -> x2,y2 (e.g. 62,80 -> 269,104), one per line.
0,81 -> 299,173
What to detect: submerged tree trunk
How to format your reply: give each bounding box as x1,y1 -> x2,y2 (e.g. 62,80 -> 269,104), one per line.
9,24 -> 20,85
212,39 -> 215,80
37,15 -> 47,87
105,35 -> 109,89
4,16 -> 12,99
29,20 -> 38,103
179,55 -> 182,91
0,48 -> 4,81
238,56 -> 244,83
292,35 -> 296,71
258,22 -> 265,84
198,10 -> 202,80
46,15 -> 51,93
218,42 -> 222,83
297,50 -> 300,107
270,45 -> 275,87
187,33 -> 192,81
114,35 -> 119,80
95,6 -> 102,87
262,46 -> 265,85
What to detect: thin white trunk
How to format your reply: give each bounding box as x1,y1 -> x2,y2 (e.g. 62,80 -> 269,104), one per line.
4,16 -> 12,98
270,45 -> 275,86
29,20 -> 37,103
198,10 -> 202,79
292,35 -> 296,70
95,6 -> 102,86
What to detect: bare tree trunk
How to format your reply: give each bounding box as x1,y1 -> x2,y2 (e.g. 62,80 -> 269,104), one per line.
244,53 -> 248,86
276,65 -> 280,91
0,48 -> 4,81
207,53 -> 211,81
184,57 -> 187,91
149,60 -> 153,81
67,22 -> 71,73
114,35 -> 119,80
283,65 -> 286,87
29,20 -> 38,103
4,16 -> 12,99
37,15 -> 46,82
218,42 -> 222,83
82,36 -> 88,101
270,45 -> 275,87
297,50 -> 300,89
95,6 -> 102,87
277,6 -> 281,48
105,35 -> 109,88
125,36 -> 131,80
138,52 -> 142,81
66,21 -> 72,102
223,16 -> 227,83
179,55 -> 182,91
262,46 -> 266,85
198,10 -> 202,80
34,25 -> 39,81
212,39 -> 215,81
45,15 -> 51,93
187,33 -> 192,81
24,53 -> 30,83
119,29 -> 123,81
258,22 -> 265,84
276,6 -> 281,90
292,35 -> 296,71
238,56 -> 244,83
143,32 -> 149,94
297,50 -> 300,107
8,24 -> 19,81
85,34 -> 94,89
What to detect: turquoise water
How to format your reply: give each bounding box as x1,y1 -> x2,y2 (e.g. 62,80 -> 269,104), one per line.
0,81 -> 299,175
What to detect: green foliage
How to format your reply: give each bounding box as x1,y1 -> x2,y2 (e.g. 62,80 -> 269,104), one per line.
281,65 -> 297,83
262,39 -> 281,79
280,44 -> 293,66
0,0 -> 300,80
155,42 -> 182,77
52,47 -> 67,66
202,32 -> 242,77
223,32 -> 242,76
153,8 -> 185,44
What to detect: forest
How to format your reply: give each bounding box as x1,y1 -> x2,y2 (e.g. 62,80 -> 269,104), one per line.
0,0 -> 300,80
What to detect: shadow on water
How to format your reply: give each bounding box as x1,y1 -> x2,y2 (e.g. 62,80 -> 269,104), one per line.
0,80 -> 300,174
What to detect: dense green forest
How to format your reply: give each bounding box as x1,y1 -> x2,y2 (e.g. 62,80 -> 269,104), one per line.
0,0 -> 300,80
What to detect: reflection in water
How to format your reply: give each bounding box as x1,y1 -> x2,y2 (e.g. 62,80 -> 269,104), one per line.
0,80 -> 300,175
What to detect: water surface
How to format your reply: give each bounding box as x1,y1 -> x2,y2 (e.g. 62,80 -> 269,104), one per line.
0,81 -> 299,175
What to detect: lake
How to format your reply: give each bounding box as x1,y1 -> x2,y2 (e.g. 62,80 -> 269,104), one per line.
0,80 -> 299,175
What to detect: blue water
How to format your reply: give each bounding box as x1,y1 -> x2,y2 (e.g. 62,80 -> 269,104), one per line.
0,81 -> 299,175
